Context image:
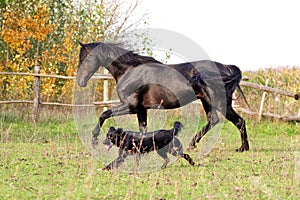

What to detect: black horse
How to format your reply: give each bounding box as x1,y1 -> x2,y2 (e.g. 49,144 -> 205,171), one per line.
76,42 -> 249,152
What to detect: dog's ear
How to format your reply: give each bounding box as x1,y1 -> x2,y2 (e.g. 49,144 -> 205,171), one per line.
116,128 -> 123,135
108,126 -> 116,133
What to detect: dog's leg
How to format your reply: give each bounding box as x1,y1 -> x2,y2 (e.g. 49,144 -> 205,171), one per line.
161,158 -> 169,169
103,150 -> 128,170
157,149 -> 169,168
168,138 -> 182,156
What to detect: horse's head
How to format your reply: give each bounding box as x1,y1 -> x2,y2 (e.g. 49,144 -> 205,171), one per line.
76,42 -> 102,87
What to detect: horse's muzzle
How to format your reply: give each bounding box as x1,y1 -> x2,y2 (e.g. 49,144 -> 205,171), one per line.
76,76 -> 87,87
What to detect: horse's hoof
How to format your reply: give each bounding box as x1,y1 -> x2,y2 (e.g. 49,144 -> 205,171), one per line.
92,138 -> 99,149
235,145 -> 250,152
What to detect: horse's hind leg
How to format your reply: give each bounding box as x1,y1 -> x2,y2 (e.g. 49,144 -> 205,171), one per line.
92,103 -> 131,148
225,105 -> 249,152
188,99 -> 219,149
182,154 -> 195,166
137,107 -> 147,132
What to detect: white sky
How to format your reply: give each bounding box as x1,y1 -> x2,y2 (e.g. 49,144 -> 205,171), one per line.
136,0 -> 300,71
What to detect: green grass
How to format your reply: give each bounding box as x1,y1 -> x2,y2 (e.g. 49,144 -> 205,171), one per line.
0,111 -> 300,199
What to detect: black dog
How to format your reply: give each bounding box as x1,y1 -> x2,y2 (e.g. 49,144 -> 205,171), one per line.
102,122 -> 195,170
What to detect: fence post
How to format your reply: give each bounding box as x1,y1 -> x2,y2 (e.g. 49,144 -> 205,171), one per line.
258,79 -> 269,122
32,66 -> 40,123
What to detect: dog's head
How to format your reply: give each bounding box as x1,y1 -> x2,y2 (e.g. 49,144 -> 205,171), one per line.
103,126 -> 123,151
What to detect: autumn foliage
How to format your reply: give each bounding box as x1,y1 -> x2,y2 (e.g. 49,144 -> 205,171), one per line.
0,0 -> 142,103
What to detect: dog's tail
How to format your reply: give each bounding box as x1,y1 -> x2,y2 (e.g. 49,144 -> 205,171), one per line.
173,121 -> 183,136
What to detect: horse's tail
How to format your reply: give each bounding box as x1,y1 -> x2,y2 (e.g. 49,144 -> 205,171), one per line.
236,81 -> 251,109
226,65 -> 251,109
173,121 -> 183,136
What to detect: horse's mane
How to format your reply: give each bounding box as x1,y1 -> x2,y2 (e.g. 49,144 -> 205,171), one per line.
124,51 -> 163,67
89,42 -> 162,67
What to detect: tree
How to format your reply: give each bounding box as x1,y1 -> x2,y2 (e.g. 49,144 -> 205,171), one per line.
0,0 -> 146,102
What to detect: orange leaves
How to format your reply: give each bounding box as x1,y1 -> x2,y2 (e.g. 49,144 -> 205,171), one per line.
2,12 -> 29,55
0,2 -> 55,100
0,0 -> 142,103
31,4 -> 54,42
64,37 -> 74,52
1,3 -> 53,56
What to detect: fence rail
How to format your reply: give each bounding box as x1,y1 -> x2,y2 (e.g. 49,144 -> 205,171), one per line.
1,71 -> 299,122
0,99 -> 121,107
235,107 -> 300,122
0,72 -> 114,80
240,81 -> 296,98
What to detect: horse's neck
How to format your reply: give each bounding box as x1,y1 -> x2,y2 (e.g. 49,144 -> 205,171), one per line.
106,62 -> 132,82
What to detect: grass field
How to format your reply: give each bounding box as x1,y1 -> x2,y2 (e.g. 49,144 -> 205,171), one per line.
0,109 -> 300,199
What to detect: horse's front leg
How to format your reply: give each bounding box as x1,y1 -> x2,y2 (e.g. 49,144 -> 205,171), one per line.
92,103 -> 131,148
137,108 -> 147,132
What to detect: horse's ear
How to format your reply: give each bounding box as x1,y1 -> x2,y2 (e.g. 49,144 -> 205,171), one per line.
79,42 -> 88,50
79,42 -> 91,51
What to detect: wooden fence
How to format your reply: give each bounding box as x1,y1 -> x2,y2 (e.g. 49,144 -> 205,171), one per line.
237,81 -> 300,122
0,70 -> 299,123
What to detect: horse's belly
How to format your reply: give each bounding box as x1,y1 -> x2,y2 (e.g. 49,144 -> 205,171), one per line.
117,64 -> 197,108
142,83 -> 196,109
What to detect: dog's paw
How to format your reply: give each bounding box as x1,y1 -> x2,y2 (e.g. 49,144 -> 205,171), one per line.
92,138 -> 99,149
186,145 -> 196,152
160,164 -> 167,169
